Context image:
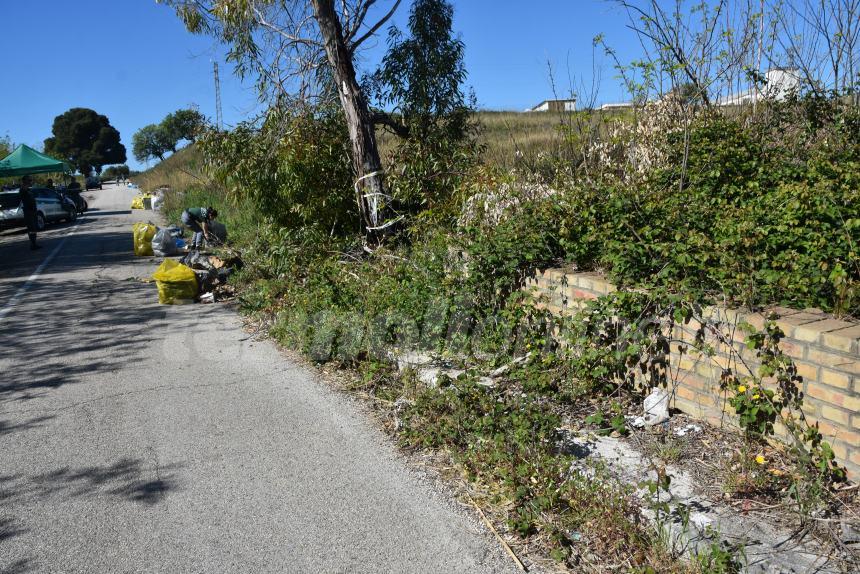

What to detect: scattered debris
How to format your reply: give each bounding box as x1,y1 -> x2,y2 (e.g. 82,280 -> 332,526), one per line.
181,251 -> 215,271
200,292 -> 215,304
393,350 -> 435,372
417,367 -> 464,388
390,350 -> 484,388
489,353 -> 532,379
674,423 -> 702,437
629,415 -> 647,429
391,397 -> 414,431
475,376 -> 496,388
559,430 -> 846,573
467,492 -> 528,572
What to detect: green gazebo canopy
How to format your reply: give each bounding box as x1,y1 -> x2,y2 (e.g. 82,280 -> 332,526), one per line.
0,144 -> 71,177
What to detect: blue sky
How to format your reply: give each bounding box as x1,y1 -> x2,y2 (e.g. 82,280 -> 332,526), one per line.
0,1 -> 639,170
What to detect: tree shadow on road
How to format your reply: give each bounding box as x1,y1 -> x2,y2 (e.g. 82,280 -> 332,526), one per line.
0,517 -> 27,543
0,558 -> 33,574
0,228 -> 170,406
0,457 -> 182,507
82,209 -> 132,217
0,415 -> 55,437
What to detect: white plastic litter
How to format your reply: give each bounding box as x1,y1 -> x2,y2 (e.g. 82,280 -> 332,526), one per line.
674,424 -> 702,437
152,228 -> 180,257
642,387 -> 670,426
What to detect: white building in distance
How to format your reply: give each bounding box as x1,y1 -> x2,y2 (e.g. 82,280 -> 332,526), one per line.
526,98 -> 577,112
718,68 -> 801,106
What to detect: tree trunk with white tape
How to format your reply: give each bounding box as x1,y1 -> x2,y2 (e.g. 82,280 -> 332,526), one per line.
312,0 -> 385,235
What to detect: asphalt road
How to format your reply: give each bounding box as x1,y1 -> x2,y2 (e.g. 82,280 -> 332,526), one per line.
0,183 -> 518,574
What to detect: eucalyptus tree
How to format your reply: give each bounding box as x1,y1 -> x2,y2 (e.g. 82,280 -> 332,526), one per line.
159,0 -> 405,233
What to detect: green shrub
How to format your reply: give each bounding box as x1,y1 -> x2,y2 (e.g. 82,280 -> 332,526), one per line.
553,106 -> 859,316
200,108 -> 356,237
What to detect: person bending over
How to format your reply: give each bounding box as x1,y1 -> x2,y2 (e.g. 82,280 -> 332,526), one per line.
181,206 -> 218,250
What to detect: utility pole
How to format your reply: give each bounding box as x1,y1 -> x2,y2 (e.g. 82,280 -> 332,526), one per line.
213,61 -> 223,130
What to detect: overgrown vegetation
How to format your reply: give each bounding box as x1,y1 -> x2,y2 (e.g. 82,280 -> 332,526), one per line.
142,0 -> 860,570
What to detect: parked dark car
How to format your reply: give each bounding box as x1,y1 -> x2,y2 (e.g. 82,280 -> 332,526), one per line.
57,186 -> 89,214
0,187 -> 77,231
85,176 -> 102,190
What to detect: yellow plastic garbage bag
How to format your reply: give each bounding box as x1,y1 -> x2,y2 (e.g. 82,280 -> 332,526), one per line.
152,259 -> 198,305
132,222 -> 157,256
130,194 -> 153,209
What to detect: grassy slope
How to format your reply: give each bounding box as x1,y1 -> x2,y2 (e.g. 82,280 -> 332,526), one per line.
133,110 -> 601,193
132,145 -> 206,194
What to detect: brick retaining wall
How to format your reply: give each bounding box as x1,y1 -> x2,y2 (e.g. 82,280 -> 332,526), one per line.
526,269 -> 860,481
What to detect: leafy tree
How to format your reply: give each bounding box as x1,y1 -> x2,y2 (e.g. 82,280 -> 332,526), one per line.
369,0 -> 472,142
201,108 -> 355,236
102,164 -> 130,180
161,108 -> 205,145
162,0 -> 406,235
44,108 -> 126,174
367,0 -> 477,211
0,135 -> 12,158
132,124 -> 174,163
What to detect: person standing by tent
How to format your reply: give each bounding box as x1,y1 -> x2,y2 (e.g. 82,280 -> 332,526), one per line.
20,175 -> 40,250
181,206 -> 218,250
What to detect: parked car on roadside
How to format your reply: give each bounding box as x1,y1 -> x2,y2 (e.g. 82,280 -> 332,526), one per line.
85,176 -> 102,190
57,186 -> 89,214
0,187 -> 77,231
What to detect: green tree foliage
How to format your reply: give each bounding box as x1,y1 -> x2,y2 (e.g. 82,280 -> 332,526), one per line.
133,109 -> 205,164
370,0 -> 471,142
132,124 -> 174,163
162,109 -> 205,145
44,108 -> 126,175
0,135 -> 12,158
368,0 -> 478,212
200,107 -> 355,237
101,164 -> 130,180
0,135 -> 15,186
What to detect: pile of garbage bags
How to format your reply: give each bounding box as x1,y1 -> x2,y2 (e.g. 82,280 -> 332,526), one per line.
132,220 -> 239,305
152,259 -> 198,304
179,252 -> 238,300
153,226 -> 186,256
132,222 -> 157,256
132,223 -> 186,257
150,253 -> 237,306
130,194 -> 154,210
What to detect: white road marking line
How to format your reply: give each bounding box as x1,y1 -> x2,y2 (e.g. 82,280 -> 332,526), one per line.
0,223 -> 81,323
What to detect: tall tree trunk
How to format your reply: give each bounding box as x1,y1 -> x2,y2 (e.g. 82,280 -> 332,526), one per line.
311,0 -> 385,235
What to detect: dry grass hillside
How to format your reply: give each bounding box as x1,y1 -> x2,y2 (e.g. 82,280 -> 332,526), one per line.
132,145 -> 208,193
134,109 -> 627,190
379,109 -> 630,169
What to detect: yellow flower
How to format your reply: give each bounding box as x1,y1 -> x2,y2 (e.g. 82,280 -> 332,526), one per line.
752,394 -> 760,400
737,385 -> 747,393
755,455 -> 766,465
